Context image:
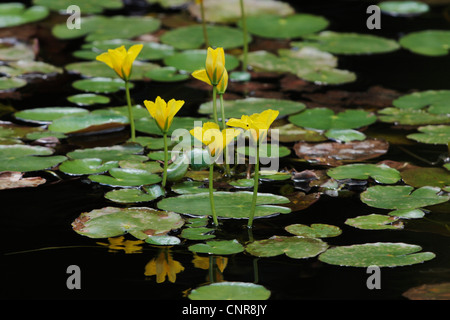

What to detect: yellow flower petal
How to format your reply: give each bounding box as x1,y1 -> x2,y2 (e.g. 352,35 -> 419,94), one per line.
95,44 -> 143,80
191,69 -> 211,85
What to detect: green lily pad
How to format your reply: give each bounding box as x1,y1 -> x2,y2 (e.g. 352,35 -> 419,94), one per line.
160,25 -> 251,50
345,214 -> 403,230
199,97 -> 305,119
163,50 -> 239,73
401,167 -> 450,188
274,123 -> 327,143
360,185 -> 450,210
48,113 -> 129,134
117,160 -> 162,173
72,206 -> 185,239
188,282 -> 271,300
135,116 -> 208,136
25,130 -> 67,140
393,90 -> 450,114
245,236 -> 328,259
181,226 -> 215,240
34,0 -> 123,14
400,30 -> 450,56
188,239 -> 244,255
67,93 -> 110,106
2,60 -> 62,77
325,129 -> 366,142
52,15 -> 161,42
67,144 -> 147,162
167,153 -> 189,182
285,224 -> 342,238
327,163 -> 401,184
0,39 -> 35,61
59,158 -> 119,175
14,107 -> 89,124
0,3 -> 49,28
379,1 -> 429,16
0,77 -> 27,91
157,191 -> 291,219
145,66 -> 190,82
288,108 -> 377,131
388,208 -> 425,219
72,77 -> 130,94
171,180 -> 211,194
378,108 -> 450,125
407,125 -> 450,145
241,14 -> 328,39
318,242 -> 435,267
105,185 -> 164,204
292,31 -> 400,55
301,68 -> 357,85
237,144 -> 291,159
230,178 -> 254,188
0,144 -> 66,172
145,235 -> 181,246
89,167 -> 162,187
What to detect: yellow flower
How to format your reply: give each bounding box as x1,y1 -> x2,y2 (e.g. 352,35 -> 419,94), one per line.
190,122 -> 240,157
144,96 -> 185,133
192,47 -> 225,86
226,109 -> 279,141
96,44 -> 143,81
144,249 -> 185,283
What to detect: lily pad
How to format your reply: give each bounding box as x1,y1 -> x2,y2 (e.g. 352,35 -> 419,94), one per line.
393,90 -> 450,114
325,129 -> 366,142
379,1 -> 429,17
0,77 -> 27,91
160,25 -> 251,50
34,0 -> 123,14
199,97 -> 305,119
72,77 -> 130,94
59,158 -> 119,175
288,108 -> 377,131
360,185 -> 450,210
163,50 -> 239,73
72,206 -> 185,239
285,224 -> 342,238
14,106 -> 89,124
274,123 -> 326,143
388,208 -> 425,219
400,167 -> 450,188
48,113 -> 129,134
293,31 -> 400,55
407,125 -> 450,145
0,39 -> 35,61
0,3 -> 49,28
2,60 -> 63,77
0,171 -> 46,190
171,180 -> 211,194
157,191 -> 291,219
67,144 -> 147,162
135,116 -> 208,136
0,144 -> 66,172
145,66 -> 190,82
378,108 -> 450,126
188,239 -> 244,255
89,167 -> 162,187
145,235 -> 181,245
327,163 -> 401,184
105,185 -> 165,203
241,14 -> 329,39
188,282 -> 271,300
403,282 -> 450,300
67,93 -> 110,106
345,214 -> 403,230
245,236 -> 328,259
318,242 -> 435,267
400,30 -> 450,56
181,226 -> 215,240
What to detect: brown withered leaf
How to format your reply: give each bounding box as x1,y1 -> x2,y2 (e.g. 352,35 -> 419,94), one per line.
403,282 -> 450,300
294,139 -> 389,166
281,191 -> 321,212
0,171 -> 46,190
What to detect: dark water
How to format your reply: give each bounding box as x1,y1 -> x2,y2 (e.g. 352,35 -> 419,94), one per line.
1,0 -> 450,301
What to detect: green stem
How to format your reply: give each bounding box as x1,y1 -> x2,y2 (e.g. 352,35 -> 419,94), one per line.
248,143 -> 259,228
212,85 -> 219,125
239,0 -> 248,71
219,93 -> 231,176
200,1 -> 209,48
209,163 -> 218,227
125,80 -> 135,142
209,256 -> 215,283
162,132 -> 168,187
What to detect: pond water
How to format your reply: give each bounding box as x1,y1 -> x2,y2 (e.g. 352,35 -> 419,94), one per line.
1,0 -> 450,302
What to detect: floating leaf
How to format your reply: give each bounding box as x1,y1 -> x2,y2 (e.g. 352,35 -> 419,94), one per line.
14,107 -> 89,124
157,191 -> 291,219
274,123 -> 326,143
403,282 -> 450,300
245,236 -> 328,259
345,214 -> 403,230
325,129 -> 366,143
72,206 -> 184,239
388,208 -> 425,219
89,168 -> 162,187
181,227 -> 215,240
288,108 -> 377,131
0,171 -> 46,190
378,108 -> 450,125
67,144 -> 147,162
135,116 -> 208,136
189,282 -> 270,300
48,113 -> 129,134
327,163 -> 401,184
163,50 -> 239,73
0,77 -> 27,91
146,235 -> 181,246
360,185 -> 450,210
171,180 -> 211,194
392,90 -> 450,114
188,239 -> 244,255
285,224 -> 342,238
401,167 -> 450,188
407,125 -> 450,145
400,30 -> 450,56
59,158 -> 119,175
318,242 -> 435,267
0,3 -> 49,28
0,144 -> 66,172
379,1 -> 429,17
105,185 -> 164,204
241,14 -> 328,39
292,31 -> 400,54
145,66 -> 189,82
72,77 -> 130,94
35,0 -> 123,13
67,93 -> 110,106
0,39 -> 35,61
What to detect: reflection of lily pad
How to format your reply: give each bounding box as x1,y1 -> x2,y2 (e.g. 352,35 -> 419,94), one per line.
345,214 -> 403,230
293,31 -> 400,55
188,239 -> 244,255
327,163 -> 401,184
401,167 -> 450,188
289,108 -> 376,131
89,168 -> 162,187
157,191 -> 291,219
189,282 -> 270,300
105,185 -> 164,203
400,30 -> 450,56
59,158 -> 119,175
241,14 -> 328,39
407,125 -> 450,145
0,3 -> 49,28
72,206 -> 184,239
245,236 -> 328,259
392,90 -> 450,114
285,224 -> 341,238
163,50 -> 239,73
318,242 -> 435,267
361,185 -> 450,210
